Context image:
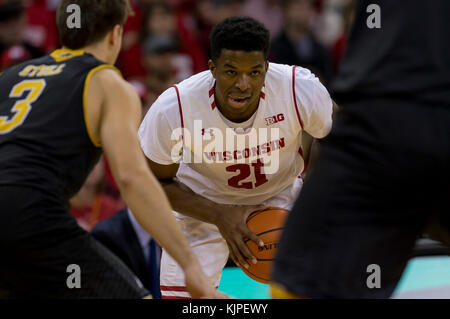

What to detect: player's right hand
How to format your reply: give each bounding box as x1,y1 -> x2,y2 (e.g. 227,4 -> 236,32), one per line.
213,204 -> 265,269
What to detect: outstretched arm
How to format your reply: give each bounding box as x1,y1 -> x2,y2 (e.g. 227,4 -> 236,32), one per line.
86,68 -> 227,298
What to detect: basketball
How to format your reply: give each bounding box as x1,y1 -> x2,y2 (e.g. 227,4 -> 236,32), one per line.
239,207 -> 290,284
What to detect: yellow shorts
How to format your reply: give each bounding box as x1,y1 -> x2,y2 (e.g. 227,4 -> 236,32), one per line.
270,283 -> 305,299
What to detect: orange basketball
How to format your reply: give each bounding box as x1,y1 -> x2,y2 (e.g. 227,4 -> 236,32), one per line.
239,207 -> 290,284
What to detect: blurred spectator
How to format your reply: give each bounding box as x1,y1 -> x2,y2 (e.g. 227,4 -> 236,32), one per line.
330,0 -> 355,73
0,45 -> 30,70
271,0 -> 333,84
46,0 -> 60,11
0,0 -> 26,53
92,209 -> 162,298
0,0 -> 44,70
116,0 -> 148,80
213,0 -> 243,24
122,0 -> 145,52
142,1 -> 198,78
311,0 -> 344,48
191,0 -> 243,60
70,157 -> 124,232
118,1 -> 207,106
139,1 -> 199,104
241,0 -> 283,39
142,34 -> 180,104
23,0 -> 58,52
191,0 -> 216,60
172,1 -> 208,73
0,0 -> 353,82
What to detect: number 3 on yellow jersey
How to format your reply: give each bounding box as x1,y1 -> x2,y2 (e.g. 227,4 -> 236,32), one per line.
0,79 -> 46,134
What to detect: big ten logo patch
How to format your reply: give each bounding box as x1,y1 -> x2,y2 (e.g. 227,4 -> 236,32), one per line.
265,113 -> 285,126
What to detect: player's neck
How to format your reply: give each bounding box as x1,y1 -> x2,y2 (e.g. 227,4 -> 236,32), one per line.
78,42 -> 115,65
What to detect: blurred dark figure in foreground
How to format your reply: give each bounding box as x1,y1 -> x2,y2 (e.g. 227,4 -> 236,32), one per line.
273,0 -> 450,298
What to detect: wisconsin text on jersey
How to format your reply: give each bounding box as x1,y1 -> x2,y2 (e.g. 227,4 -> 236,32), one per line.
170,119 -> 283,174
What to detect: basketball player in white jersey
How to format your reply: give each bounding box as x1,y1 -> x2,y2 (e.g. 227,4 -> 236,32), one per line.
138,17 -> 336,298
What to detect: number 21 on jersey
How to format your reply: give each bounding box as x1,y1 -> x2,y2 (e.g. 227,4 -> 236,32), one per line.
0,79 -> 46,134
226,159 -> 269,189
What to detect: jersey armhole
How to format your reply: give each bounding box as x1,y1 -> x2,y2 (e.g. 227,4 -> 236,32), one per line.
83,64 -> 122,148
172,84 -> 185,144
292,65 -> 304,131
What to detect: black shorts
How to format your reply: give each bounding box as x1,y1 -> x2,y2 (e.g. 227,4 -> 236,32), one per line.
0,186 -> 149,298
272,97 -> 450,298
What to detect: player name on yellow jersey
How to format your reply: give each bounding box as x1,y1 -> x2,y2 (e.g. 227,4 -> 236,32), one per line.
19,64 -> 66,78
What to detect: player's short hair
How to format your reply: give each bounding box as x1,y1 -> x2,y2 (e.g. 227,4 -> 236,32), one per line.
210,16 -> 270,62
56,0 -> 131,50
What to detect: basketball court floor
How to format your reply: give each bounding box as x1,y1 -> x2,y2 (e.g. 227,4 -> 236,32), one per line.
218,239 -> 450,299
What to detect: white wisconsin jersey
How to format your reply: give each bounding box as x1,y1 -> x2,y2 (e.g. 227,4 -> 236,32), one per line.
139,62 -> 333,206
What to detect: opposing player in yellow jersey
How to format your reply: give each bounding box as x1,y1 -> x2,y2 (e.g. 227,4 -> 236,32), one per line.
0,0 -> 226,298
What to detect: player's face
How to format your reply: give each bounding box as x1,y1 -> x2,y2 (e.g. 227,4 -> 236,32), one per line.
209,49 -> 268,122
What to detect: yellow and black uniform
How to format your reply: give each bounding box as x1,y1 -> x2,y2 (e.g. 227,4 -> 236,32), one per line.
0,50 -> 148,298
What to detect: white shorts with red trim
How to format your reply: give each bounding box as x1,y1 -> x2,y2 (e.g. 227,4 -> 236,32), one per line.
159,180 -> 303,298
160,214 -> 228,299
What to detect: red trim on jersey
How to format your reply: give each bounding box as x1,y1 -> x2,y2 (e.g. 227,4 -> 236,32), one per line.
292,66 -> 304,130
260,91 -> 265,99
160,285 -> 219,299
160,285 -> 187,292
172,85 -> 185,141
209,83 -> 215,109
